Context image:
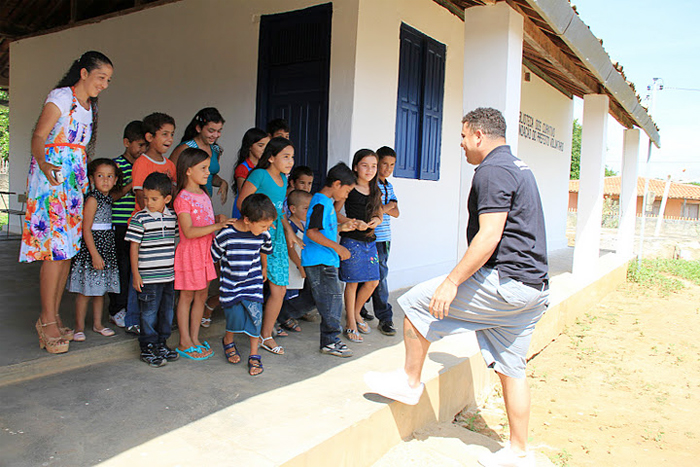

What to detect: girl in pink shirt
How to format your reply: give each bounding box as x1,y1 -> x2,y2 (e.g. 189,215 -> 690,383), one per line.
174,148 -> 233,360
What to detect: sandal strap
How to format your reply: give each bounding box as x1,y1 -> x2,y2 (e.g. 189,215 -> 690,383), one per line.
39,320 -> 58,327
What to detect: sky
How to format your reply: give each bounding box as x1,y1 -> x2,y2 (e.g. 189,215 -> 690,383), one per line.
571,0 -> 700,182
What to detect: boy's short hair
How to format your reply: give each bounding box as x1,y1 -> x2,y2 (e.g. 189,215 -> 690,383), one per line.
123,120 -> 145,142
241,193 -> 278,223
143,112 -> 176,136
287,189 -> 313,208
266,118 -> 290,136
143,172 -> 172,197
290,165 -> 314,182
376,146 -> 397,160
324,162 -> 356,187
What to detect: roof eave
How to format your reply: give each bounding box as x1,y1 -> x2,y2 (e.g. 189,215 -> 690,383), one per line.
523,0 -> 661,147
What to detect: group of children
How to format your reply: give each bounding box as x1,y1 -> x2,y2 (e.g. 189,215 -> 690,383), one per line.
64,110 -> 401,376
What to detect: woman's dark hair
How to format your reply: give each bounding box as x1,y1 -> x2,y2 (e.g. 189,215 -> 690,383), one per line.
252,136 -> 294,172
88,157 -> 123,194
175,147 -> 210,197
324,162 -> 356,187
351,149 -> 382,219
241,193 -> 278,223
54,51 -> 113,159
180,107 -> 225,144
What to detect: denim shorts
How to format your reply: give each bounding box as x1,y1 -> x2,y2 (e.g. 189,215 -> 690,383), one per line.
398,267 -> 549,379
338,237 -> 380,283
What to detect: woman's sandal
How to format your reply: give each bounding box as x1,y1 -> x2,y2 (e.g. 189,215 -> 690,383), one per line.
248,355 -> 264,376
344,328 -> 363,343
35,319 -> 69,354
280,318 -> 302,332
274,325 -> 289,337
357,320 -> 371,334
260,336 -> 285,355
222,338 -> 241,364
55,314 -> 74,341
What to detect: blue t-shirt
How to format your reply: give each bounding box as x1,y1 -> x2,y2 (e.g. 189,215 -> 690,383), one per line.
246,168 -> 287,217
301,192 -> 339,268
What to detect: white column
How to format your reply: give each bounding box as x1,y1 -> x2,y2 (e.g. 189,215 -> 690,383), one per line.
458,2 -> 523,257
573,94 -> 609,278
463,2 -> 523,153
617,128 -> 640,258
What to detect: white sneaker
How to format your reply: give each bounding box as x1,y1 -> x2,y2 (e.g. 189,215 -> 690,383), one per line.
478,444 -> 535,467
109,309 -> 126,328
364,369 -> 424,405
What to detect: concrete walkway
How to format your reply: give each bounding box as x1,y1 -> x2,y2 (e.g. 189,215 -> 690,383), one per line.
0,240 -> 621,466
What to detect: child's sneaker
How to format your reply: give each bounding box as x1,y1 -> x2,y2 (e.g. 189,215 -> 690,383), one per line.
109,309 -> 126,328
157,343 -> 179,362
364,369 -> 424,405
320,341 -> 353,358
140,343 -> 166,367
478,443 -> 535,467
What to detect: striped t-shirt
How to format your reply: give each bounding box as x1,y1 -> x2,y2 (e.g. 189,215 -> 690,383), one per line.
211,225 -> 273,305
125,207 -> 178,284
112,155 -> 136,225
374,179 -> 398,242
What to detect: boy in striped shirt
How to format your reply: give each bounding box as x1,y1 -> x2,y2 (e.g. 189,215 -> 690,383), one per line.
211,194 -> 276,376
126,172 -> 179,367
109,120 -> 147,328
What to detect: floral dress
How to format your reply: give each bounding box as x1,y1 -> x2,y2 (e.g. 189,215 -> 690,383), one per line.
19,87 -> 91,262
65,190 -> 120,296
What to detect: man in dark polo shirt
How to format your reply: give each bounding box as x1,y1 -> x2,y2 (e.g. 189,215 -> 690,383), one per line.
366,108 -> 549,467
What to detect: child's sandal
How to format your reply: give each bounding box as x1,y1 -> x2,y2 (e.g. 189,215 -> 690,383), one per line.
248,355 -> 264,376
344,328 -> 363,343
280,318 -> 301,332
222,338 -> 241,364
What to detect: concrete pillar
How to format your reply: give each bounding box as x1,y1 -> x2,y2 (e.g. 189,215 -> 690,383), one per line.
617,128 -> 640,258
573,94 -> 609,278
463,2 -> 523,153
458,2 -> 523,257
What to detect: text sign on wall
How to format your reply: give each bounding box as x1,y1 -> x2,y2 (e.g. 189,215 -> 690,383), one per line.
519,112 -> 564,152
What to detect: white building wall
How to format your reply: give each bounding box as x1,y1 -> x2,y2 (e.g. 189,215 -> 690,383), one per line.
9,0 -> 360,218
351,0 -> 466,289
518,65 -> 573,251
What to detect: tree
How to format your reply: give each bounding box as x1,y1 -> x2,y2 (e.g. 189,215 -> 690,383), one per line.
570,118 -> 618,179
570,119 -> 581,179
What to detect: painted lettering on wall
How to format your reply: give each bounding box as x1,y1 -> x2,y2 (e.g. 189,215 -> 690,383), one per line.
518,112 -> 564,152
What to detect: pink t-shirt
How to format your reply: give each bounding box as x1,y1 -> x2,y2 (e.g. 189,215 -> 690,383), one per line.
173,189 -> 217,290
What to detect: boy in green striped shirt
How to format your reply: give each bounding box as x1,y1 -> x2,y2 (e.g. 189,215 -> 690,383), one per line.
108,120 -> 147,328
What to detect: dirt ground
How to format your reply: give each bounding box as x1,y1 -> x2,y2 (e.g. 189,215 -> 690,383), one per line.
455,279 -> 700,466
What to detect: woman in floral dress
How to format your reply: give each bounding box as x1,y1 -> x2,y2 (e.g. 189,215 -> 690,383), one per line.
20,51 -> 114,354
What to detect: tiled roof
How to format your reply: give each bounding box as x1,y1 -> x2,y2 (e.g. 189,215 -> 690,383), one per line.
569,177 -> 700,200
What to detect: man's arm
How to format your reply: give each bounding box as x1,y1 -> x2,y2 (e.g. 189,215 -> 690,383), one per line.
429,211 -> 508,318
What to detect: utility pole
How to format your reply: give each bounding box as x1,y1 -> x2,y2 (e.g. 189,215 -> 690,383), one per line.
638,78 -> 663,265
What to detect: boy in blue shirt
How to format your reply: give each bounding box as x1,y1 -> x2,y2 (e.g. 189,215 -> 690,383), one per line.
301,163 -> 358,357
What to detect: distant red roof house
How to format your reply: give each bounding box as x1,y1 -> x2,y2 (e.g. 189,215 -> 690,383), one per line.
569,177 -> 700,219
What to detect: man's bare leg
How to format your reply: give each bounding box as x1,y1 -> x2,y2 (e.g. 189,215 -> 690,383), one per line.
403,316 -> 431,388
497,371 -> 530,454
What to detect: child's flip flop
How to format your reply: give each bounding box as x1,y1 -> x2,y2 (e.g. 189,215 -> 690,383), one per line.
176,346 -> 210,360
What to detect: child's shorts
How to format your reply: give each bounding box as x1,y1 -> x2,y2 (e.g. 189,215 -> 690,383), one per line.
339,237 -> 380,283
223,300 -> 263,338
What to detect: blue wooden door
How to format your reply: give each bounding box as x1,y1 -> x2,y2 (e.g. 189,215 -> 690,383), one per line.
257,3 -> 332,187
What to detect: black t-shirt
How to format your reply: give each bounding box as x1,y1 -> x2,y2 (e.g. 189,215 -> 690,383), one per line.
467,145 -> 548,285
340,188 -> 376,242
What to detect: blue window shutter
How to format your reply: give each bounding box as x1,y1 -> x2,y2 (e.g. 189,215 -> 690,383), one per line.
394,25 -> 423,179
419,39 -> 445,181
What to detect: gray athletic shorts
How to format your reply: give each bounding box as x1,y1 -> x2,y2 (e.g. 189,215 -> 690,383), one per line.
398,267 -> 549,379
